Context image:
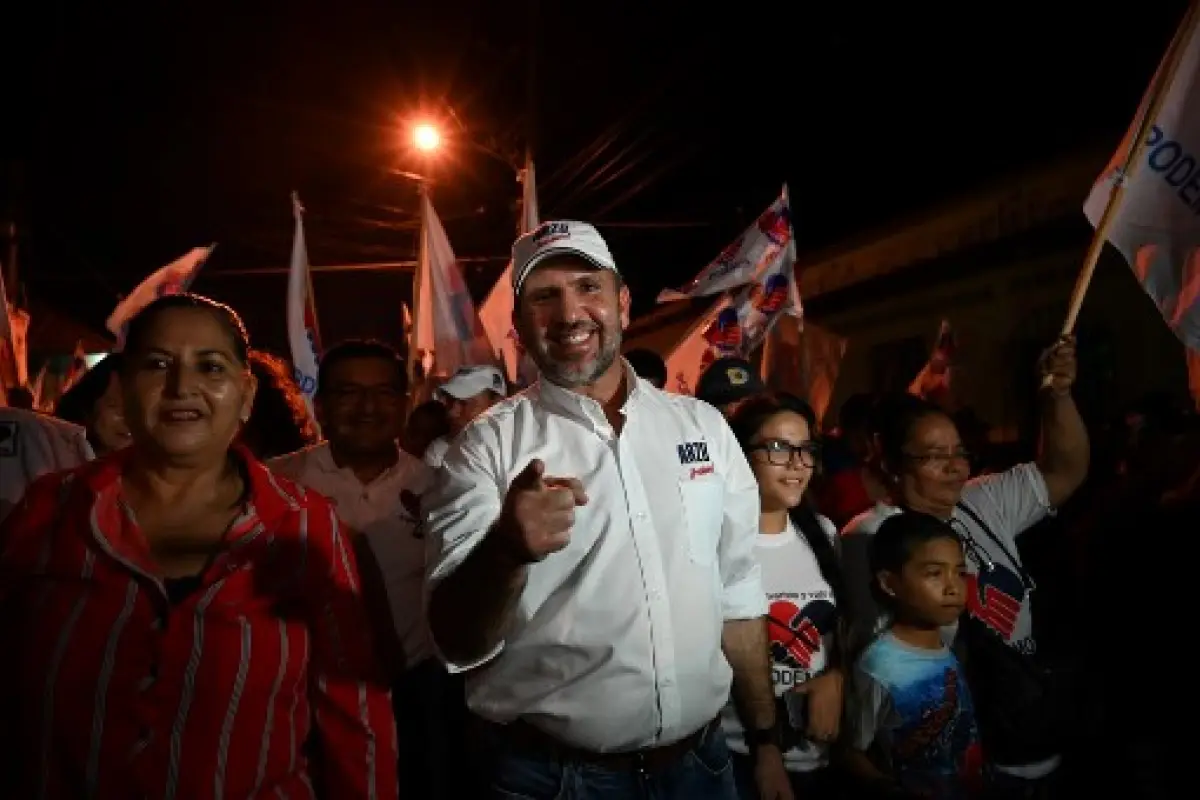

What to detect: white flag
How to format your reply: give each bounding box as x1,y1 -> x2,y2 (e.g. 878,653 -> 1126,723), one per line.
658,187 -> 794,302
1084,7 -> 1200,348
480,156 -> 540,386
287,194 -> 322,413
107,245 -> 214,344
413,192 -> 493,377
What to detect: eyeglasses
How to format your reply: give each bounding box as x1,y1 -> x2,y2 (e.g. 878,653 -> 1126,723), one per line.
750,439 -> 820,468
903,448 -> 971,468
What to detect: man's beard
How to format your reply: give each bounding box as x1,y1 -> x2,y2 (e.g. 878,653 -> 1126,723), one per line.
531,322 -> 621,389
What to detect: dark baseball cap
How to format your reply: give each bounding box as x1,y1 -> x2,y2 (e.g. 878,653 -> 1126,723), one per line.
695,357 -> 765,407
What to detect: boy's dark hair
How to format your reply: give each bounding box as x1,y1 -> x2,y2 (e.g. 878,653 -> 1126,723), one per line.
316,339 -> 406,396
868,511 -> 960,609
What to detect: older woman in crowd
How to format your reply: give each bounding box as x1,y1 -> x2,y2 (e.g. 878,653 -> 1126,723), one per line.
0,293 -> 396,799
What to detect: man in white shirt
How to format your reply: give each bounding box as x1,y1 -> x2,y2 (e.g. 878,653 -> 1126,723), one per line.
267,339 -> 461,800
423,364 -> 506,468
424,221 -> 793,799
0,407 -> 94,523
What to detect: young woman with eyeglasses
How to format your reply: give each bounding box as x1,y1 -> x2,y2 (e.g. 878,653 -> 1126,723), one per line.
722,391 -> 849,798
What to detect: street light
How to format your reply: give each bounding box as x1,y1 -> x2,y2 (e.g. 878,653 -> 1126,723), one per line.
412,122 -> 441,153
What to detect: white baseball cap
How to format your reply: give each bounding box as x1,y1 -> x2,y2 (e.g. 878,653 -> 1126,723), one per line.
437,365 -> 507,400
512,220 -> 619,295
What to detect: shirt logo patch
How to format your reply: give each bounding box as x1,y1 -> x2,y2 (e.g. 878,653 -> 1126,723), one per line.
726,366 -> 751,386
689,464 -> 715,479
532,221 -> 570,247
676,440 -> 710,465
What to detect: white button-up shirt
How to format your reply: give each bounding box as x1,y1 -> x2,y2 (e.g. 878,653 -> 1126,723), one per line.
269,442 -> 436,666
0,408 -> 93,524
424,363 -> 766,752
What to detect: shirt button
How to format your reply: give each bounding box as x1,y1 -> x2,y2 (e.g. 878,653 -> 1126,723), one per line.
637,512 -> 647,520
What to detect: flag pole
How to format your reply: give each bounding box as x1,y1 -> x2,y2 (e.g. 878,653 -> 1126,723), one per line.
407,183 -> 430,410
1058,0 -> 1200,337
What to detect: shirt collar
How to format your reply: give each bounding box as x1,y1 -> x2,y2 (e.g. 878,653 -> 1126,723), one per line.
534,358 -> 644,432
312,439 -> 412,482
81,443 -> 293,577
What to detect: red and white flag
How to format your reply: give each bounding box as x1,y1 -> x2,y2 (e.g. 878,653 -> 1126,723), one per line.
107,245 -> 214,346
658,187 -> 795,302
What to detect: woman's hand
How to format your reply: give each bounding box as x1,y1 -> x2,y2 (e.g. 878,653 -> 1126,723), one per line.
794,668 -> 844,743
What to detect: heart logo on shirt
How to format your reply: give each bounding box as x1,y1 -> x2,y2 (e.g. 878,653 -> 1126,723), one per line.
767,598 -> 836,670
965,564 -> 1024,640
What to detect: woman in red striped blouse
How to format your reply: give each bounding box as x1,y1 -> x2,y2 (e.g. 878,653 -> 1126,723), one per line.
0,294 -> 397,799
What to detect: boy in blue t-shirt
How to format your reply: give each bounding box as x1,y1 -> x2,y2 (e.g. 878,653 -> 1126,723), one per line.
849,512 -> 983,799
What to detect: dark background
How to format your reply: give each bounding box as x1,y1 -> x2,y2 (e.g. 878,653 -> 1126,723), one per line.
0,1 -> 1189,351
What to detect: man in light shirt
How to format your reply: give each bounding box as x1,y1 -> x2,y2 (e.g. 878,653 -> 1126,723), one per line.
424,221 -> 793,798
0,406 -> 94,523
423,364 -> 506,468
268,339 -> 462,800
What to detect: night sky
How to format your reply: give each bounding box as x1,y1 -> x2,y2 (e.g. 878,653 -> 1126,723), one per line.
1,1 -> 1190,353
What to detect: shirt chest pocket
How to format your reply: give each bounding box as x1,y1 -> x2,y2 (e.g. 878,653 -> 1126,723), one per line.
677,477 -> 725,566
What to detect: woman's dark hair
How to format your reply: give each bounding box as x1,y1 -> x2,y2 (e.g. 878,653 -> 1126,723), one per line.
241,350 -> 319,460
121,293 -> 250,365
868,511 -> 960,610
870,392 -> 948,478
55,352 -> 123,428
727,391 -> 844,607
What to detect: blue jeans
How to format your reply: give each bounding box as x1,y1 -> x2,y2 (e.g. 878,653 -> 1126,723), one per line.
485,725 -> 738,799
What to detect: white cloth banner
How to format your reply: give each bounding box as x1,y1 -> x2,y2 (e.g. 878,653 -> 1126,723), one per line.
657,188 -> 794,302
287,194 -> 322,410
1084,9 -> 1200,349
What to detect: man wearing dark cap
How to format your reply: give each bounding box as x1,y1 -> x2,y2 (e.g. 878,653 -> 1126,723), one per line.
695,356 -> 766,414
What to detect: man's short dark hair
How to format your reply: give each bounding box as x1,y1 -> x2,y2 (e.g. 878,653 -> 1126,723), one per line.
624,348 -> 667,387
316,339 -> 406,395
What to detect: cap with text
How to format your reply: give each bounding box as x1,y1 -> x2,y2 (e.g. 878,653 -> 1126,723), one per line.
437,365 -> 507,400
512,220 -> 619,295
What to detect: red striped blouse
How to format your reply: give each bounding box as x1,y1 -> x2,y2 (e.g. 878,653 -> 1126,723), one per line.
0,447 -> 398,799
